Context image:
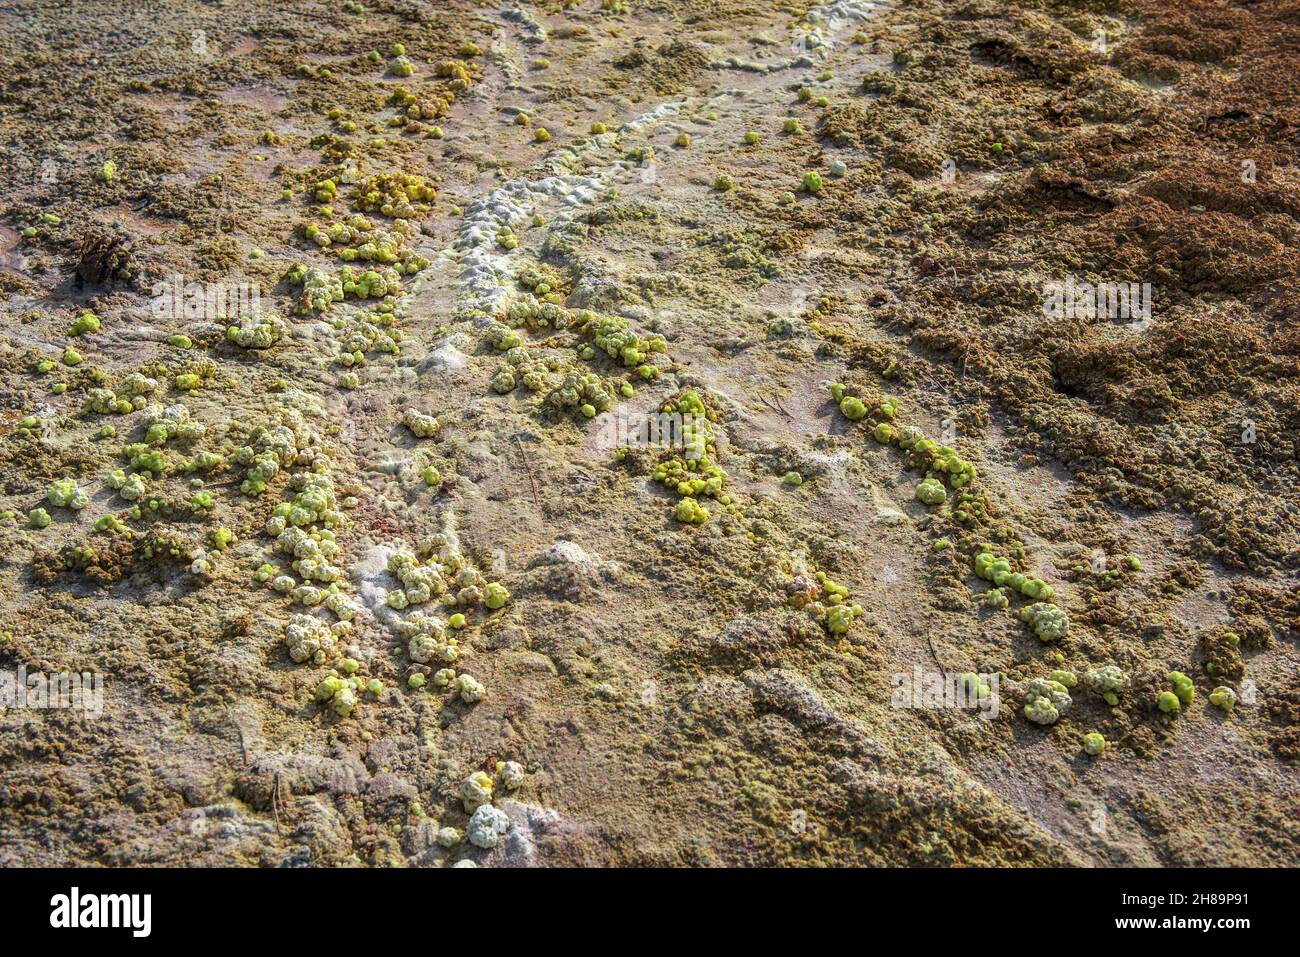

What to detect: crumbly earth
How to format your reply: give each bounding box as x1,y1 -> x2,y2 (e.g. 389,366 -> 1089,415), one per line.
0,0 -> 1295,867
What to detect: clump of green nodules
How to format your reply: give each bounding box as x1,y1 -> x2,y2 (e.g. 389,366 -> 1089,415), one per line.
315,673 -> 359,718
48,479 -> 89,510
1209,686 -> 1236,711
915,477 -> 946,506
1083,665 -> 1129,706
94,515 -> 127,534
484,582 -> 509,609
1019,602 -> 1069,643
69,312 -> 100,336
973,546 -> 1054,601
839,395 -> 867,420
1023,678 -> 1071,725
1159,671 -> 1195,714
227,315 -> 284,349
674,497 -> 709,525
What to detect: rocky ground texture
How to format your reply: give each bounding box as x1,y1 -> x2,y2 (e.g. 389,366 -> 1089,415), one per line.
0,0 -> 1295,866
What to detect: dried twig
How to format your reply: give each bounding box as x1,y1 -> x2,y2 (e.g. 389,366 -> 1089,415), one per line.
515,437 -> 542,510
228,705 -> 251,765
271,770 -> 283,833
760,395 -> 794,421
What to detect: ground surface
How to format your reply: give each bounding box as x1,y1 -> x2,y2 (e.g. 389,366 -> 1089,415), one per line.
0,0 -> 1296,867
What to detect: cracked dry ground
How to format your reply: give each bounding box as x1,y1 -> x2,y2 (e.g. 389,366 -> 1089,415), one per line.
0,0 -> 1296,867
